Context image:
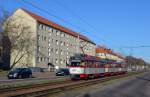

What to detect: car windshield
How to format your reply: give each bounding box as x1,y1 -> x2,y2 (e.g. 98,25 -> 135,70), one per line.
10,68 -> 22,73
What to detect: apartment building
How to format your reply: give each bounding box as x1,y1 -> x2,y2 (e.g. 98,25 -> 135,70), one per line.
96,46 -> 124,62
9,8 -> 96,69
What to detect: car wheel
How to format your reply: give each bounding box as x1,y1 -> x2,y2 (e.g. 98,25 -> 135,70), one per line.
18,75 -> 22,79
29,74 -> 32,78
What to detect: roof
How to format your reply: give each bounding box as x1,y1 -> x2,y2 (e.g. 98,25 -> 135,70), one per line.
21,8 -> 95,45
96,46 -> 111,53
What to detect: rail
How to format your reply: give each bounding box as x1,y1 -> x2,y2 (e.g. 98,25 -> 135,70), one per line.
0,71 -> 146,97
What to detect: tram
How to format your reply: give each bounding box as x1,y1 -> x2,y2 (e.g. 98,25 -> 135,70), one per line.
68,54 -> 126,79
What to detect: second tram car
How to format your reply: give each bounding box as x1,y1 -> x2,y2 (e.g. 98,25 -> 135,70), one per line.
68,54 -> 126,79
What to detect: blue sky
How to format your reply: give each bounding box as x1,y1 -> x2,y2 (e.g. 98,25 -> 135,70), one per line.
0,0 -> 150,62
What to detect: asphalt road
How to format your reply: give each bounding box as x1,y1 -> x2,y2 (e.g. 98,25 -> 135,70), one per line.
51,71 -> 150,97
0,76 -> 69,86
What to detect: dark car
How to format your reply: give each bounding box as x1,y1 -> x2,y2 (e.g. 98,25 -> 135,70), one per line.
7,68 -> 32,79
56,68 -> 70,76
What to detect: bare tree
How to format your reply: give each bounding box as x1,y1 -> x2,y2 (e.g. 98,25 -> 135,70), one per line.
126,56 -> 149,70
0,9 -> 35,69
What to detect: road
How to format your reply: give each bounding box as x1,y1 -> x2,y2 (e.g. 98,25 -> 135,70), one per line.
0,76 -> 69,84
51,71 -> 150,97
0,72 -> 69,86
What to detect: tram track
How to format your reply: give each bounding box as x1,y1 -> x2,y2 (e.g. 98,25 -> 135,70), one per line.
0,71 -> 146,97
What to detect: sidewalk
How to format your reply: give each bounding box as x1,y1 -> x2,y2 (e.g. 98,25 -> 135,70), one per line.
32,71 -> 56,78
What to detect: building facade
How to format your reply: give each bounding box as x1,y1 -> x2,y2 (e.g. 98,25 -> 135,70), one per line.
9,8 -> 96,69
96,46 -> 124,62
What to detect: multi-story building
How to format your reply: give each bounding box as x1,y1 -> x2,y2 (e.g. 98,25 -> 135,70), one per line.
96,46 -> 124,62
9,8 -> 96,69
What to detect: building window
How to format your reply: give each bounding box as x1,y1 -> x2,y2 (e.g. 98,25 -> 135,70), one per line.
56,40 -> 59,45
39,24 -> 42,29
37,57 -> 40,62
51,29 -> 53,33
42,25 -> 45,30
44,26 -> 46,30
66,34 -> 69,38
37,46 -> 40,52
43,25 -> 46,30
44,36 -> 46,41
60,59 -> 63,64
56,31 -> 59,36
46,26 -> 49,31
49,28 -> 52,32
61,33 -> 64,37
60,41 -> 63,46
37,35 -> 40,40
48,43 -> 51,47
47,58 -> 49,62
60,50 -> 63,55
66,43 -> 69,47
48,37 -> 51,42
51,48 -> 53,52
49,32 -> 52,36
48,48 -> 51,52
48,53 -> 51,56
56,49 -> 58,54
48,58 -> 51,62
63,33 -> 65,37
55,59 -> 58,64
63,42 -> 65,46
41,35 -> 43,41
40,57 -> 43,62
64,60 -> 66,63
44,57 -> 47,61
53,29 -> 56,34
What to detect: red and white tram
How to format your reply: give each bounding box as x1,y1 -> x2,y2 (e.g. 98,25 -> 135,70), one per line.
68,54 -> 126,79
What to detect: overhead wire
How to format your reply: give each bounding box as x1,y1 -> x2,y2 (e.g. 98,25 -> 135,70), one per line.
121,45 -> 150,48
21,0 -> 118,48
21,0 -> 89,34
51,0 -> 119,47
3,0 -> 149,55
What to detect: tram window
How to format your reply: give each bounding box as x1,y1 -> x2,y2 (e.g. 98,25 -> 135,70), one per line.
98,62 -> 100,67
101,63 -> 105,67
84,61 -> 88,67
92,61 -> 95,67
89,62 -> 92,67
89,61 -> 95,67
96,62 -> 99,67
80,62 -> 85,66
86,61 -> 90,67
71,62 -> 80,66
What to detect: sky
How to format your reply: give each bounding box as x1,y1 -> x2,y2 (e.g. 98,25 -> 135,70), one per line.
0,0 -> 150,62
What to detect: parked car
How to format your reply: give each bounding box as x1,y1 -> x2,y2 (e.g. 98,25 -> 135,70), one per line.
56,68 -> 70,76
7,68 -> 32,79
